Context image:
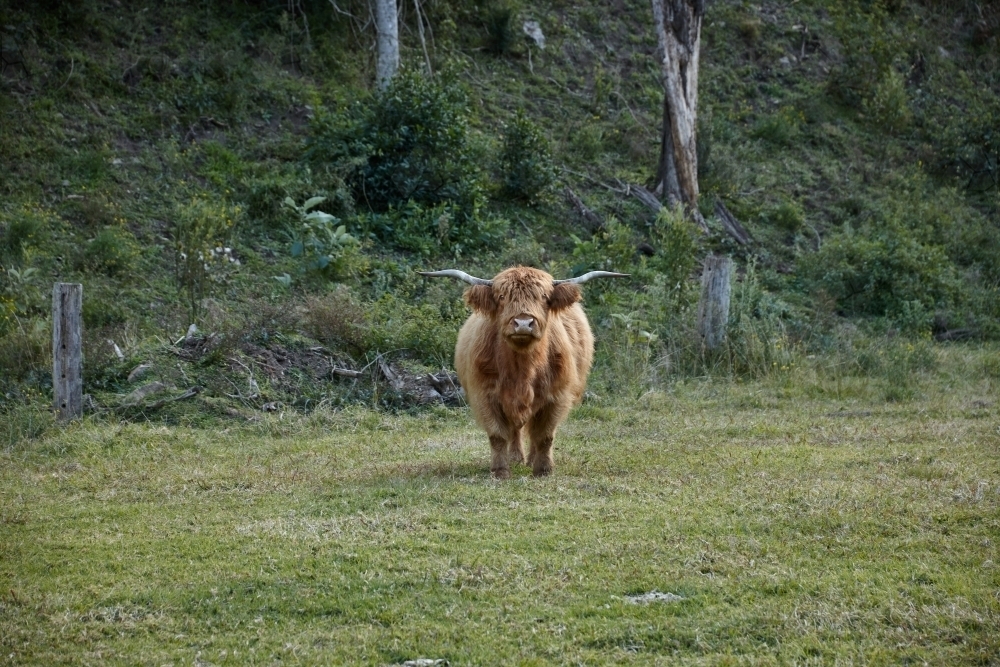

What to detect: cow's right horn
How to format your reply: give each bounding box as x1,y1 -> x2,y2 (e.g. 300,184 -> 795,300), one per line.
552,271 -> 630,285
418,270 -> 494,286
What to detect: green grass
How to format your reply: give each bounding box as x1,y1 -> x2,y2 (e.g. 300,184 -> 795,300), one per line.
3,350 -> 998,665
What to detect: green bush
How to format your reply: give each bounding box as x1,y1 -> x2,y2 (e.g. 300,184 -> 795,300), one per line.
498,110 -> 557,203
862,68 -> 911,135
307,69 -> 489,248
174,197 -> 241,321
762,198 -> 805,233
800,222 -> 961,328
829,0 -> 906,109
283,196 -> 363,280
749,107 -> 802,147
81,227 -> 140,276
1,213 -> 43,262
360,200 -> 508,258
646,206 -> 699,310
571,218 -> 636,276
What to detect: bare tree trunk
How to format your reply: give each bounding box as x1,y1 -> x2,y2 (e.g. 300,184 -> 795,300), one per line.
375,0 -> 399,90
651,0 -> 704,226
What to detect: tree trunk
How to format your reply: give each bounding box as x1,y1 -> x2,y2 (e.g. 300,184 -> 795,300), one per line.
375,0 -> 399,90
651,0 -> 704,227
696,255 -> 732,351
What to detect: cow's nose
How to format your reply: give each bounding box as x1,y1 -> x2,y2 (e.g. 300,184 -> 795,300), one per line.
513,317 -> 534,334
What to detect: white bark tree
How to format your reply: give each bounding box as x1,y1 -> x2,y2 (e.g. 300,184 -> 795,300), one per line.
374,0 -> 399,90
651,0 -> 705,227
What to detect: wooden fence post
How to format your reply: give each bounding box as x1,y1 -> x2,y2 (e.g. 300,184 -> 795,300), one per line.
696,255 -> 732,350
53,283 -> 83,422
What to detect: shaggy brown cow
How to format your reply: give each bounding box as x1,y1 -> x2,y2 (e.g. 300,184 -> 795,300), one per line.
419,266 -> 626,478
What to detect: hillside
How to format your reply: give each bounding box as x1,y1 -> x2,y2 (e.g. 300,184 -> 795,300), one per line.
1,0 -> 999,428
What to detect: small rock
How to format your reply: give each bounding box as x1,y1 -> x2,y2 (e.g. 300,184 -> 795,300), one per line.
123,381 -> 173,406
127,364 -> 152,383
523,20 -> 545,49
262,402 -> 280,412
107,339 -> 125,361
401,660 -> 448,667
624,591 -> 685,604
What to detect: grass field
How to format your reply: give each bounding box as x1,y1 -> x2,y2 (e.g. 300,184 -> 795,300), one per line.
2,349 -> 999,666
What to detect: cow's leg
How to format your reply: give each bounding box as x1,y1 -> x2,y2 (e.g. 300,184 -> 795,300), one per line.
509,426 -> 526,465
527,403 -> 569,477
489,434 -> 511,479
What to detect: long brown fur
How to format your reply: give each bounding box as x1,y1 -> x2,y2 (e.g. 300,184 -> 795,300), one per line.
453,266 -> 594,478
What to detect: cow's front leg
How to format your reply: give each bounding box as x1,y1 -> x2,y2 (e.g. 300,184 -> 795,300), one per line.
527,402 -> 570,477
508,426 -> 526,465
489,434 -> 511,479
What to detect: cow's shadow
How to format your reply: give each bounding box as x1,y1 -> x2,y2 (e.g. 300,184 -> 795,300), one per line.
370,460 -> 490,481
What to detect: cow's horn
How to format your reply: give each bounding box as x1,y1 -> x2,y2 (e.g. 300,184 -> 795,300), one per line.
418,270 -> 493,286
553,271 -> 630,285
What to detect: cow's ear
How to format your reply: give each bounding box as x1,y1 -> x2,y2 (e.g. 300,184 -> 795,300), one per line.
547,283 -> 582,311
464,285 -> 498,315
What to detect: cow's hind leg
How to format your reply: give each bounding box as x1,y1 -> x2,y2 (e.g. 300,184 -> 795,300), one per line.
509,426 -> 526,466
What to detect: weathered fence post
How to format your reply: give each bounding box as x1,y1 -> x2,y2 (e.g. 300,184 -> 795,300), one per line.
696,255 -> 732,350
53,283 -> 83,422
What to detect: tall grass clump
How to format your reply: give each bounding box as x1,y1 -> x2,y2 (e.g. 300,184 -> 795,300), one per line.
654,261 -> 796,380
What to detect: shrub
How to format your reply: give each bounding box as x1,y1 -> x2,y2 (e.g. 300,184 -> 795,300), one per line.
303,287 -> 369,354
762,198 -> 805,233
862,67 -> 911,136
1,205 -> 48,262
498,110 -> 557,203
749,107 -> 802,147
571,217 -> 636,277
829,0 -> 906,109
646,206 -> 699,310
360,200 -> 508,258
307,69 -> 488,245
800,222 -> 962,327
283,196 -> 362,279
81,227 -> 140,276
174,197 -> 241,321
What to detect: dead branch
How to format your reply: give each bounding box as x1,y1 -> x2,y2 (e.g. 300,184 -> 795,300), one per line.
714,199 -> 752,246
564,187 -> 604,232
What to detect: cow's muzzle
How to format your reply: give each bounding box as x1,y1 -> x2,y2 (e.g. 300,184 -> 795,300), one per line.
513,317 -> 535,335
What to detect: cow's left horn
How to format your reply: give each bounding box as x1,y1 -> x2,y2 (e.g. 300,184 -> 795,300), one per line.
553,271 -> 630,285
418,270 -> 493,286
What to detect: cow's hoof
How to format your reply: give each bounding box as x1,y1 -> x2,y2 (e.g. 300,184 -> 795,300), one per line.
532,465 -> 552,477
491,468 -> 511,480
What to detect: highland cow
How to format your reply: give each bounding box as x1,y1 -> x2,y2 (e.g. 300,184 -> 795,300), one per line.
419,266 -> 626,478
